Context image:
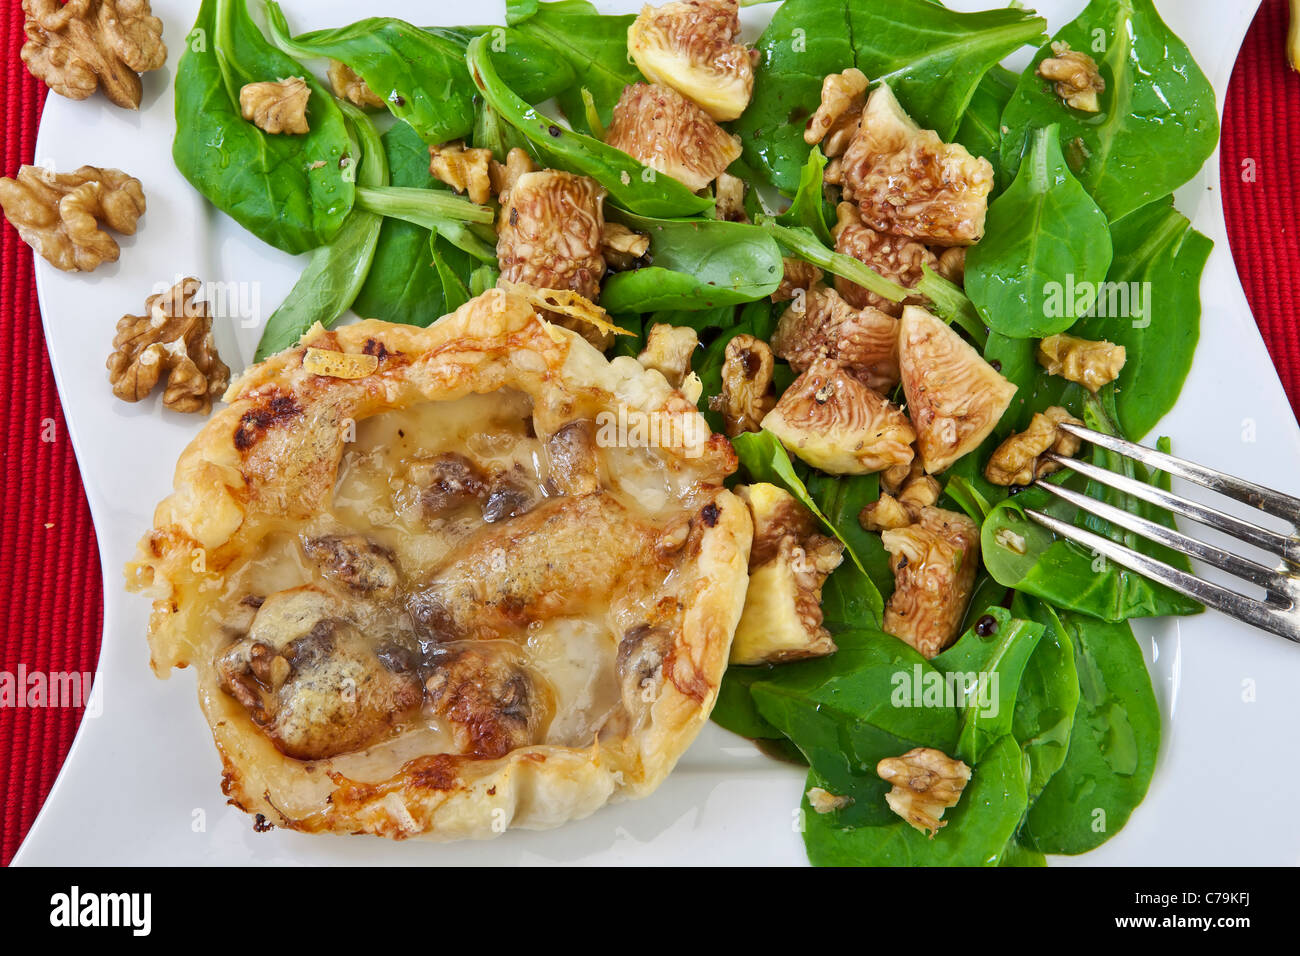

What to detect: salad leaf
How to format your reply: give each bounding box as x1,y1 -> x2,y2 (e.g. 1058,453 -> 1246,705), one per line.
505,0 -> 540,26
1011,595 -> 1081,804
758,218 -> 907,304
264,4 -> 574,145
511,0 -> 642,136
734,0 -> 1047,193
173,0 -> 355,255
803,734 -> 1029,866
1023,614 -> 1160,854
954,64 -> 1018,184
998,0 -> 1219,221
255,104 -> 386,360
752,628 -> 958,828
1072,197 -> 1212,440
932,607 -> 1044,765
775,147 -> 834,247
466,34 -> 712,217
353,122 -> 479,327
600,211 -> 784,313
966,125 -> 1113,339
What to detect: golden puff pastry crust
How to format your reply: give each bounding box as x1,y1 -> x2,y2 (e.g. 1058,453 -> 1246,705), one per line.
127,289 -> 752,840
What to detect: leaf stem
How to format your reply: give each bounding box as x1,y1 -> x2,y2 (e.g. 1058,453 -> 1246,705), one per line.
757,217 -> 908,303
917,265 -> 988,348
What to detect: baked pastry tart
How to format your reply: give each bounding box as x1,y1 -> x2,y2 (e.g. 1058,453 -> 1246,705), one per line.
127,288 -> 752,839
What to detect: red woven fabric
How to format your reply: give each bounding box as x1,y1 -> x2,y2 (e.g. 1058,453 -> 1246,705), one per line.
0,0 -> 1297,865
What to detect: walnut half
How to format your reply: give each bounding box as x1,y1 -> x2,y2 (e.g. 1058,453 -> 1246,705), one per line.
240,78 -> 312,136
0,164 -> 145,272
21,0 -> 167,110
877,747 -> 971,837
984,406 -> 1083,487
1036,42 -> 1105,113
106,277 -> 230,415
710,334 -> 776,437
1037,333 -> 1126,392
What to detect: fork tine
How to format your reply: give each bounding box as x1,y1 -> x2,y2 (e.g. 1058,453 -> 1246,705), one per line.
1022,508 -> 1300,643
1034,480 -> 1290,591
1042,452 -> 1300,565
1058,422 -> 1300,524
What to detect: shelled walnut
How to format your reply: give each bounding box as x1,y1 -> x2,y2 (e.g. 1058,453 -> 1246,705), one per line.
429,141 -> 493,206
709,334 -> 775,437
1037,333 -> 1126,392
1036,42 -> 1105,113
984,406 -> 1084,486
21,0 -> 167,110
877,747 -> 971,837
328,61 -> 385,110
106,277 -> 230,414
239,78 -> 311,135
803,68 -> 869,157
0,164 -> 145,272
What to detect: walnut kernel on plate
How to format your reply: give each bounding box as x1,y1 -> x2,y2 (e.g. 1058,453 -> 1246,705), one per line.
106,277 -> 230,415
0,164 -> 146,273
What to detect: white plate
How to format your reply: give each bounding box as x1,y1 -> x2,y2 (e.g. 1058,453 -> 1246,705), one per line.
13,0 -> 1299,866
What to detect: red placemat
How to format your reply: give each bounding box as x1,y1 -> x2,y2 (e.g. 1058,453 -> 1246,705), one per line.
1,0 -> 1298,866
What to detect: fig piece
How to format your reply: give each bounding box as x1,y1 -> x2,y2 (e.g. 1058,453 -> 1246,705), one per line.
627,0 -> 754,122
730,484 -> 842,665
762,358 -> 915,475
772,283 -> 900,393
898,306 -> 1016,474
881,506 -> 979,659
605,82 -> 742,191
839,84 -> 994,245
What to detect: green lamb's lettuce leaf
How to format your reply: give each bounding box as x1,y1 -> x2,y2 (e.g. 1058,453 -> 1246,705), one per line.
966,125 -> 1113,339
998,0 -> 1219,221
173,0 -> 356,255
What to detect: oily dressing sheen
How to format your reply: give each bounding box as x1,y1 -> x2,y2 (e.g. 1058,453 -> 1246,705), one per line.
127,290 -> 752,840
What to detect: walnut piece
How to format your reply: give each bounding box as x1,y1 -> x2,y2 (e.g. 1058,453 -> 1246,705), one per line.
600,221 -> 651,271
627,0 -> 755,121
709,334 -> 775,437
877,747 -> 971,837
839,84 -> 994,245
860,474 -> 941,531
429,141 -> 494,206
605,82 -> 742,191
1036,41 -> 1105,113
489,148 -> 536,205
1037,333 -> 1127,392
106,277 -> 230,415
328,60 -> 386,110
934,246 -> 966,286
731,483 -> 842,665
714,170 -> 747,222
763,358 -> 916,475
984,406 -> 1084,486
832,201 -> 937,314
804,68 -> 869,157
239,77 -> 311,135
497,170 -> 609,348
772,257 -> 824,303
807,787 -> 853,814
881,506 -> 979,658
21,0 -> 166,110
637,323 -> 698,388
772,284 -> 900,393
0,163 -> 145,272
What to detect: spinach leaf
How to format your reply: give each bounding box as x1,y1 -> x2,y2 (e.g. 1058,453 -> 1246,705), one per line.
712,665 -> 787,741
1072,197 -> 1212,440
999,0 -> 1219,222
803,471 -> 893,601
981,394 -> 1203,621
1023,613 -> 1160,854
353,122 -> 478,327
966,125 -> 1113,339
932,607 -> 1044,765
505,0 -> 540,26
751,628 -> 958,828
173,0 -> 355,255
734,0 -> 1046,193
954,64 -> 1018,184
775,147 -> 834,247
600,211 -> 783,313
264,3 -> 573,145
1010,595 -> 1080,804
511,0 -> 642,136
255,104 -> 387,360
802,734 -> 1028,866
732,429 -> 885,621
466,34 -> 711,217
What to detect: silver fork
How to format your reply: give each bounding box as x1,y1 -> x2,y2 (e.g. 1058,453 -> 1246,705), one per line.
1021,422 -> 1300,643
